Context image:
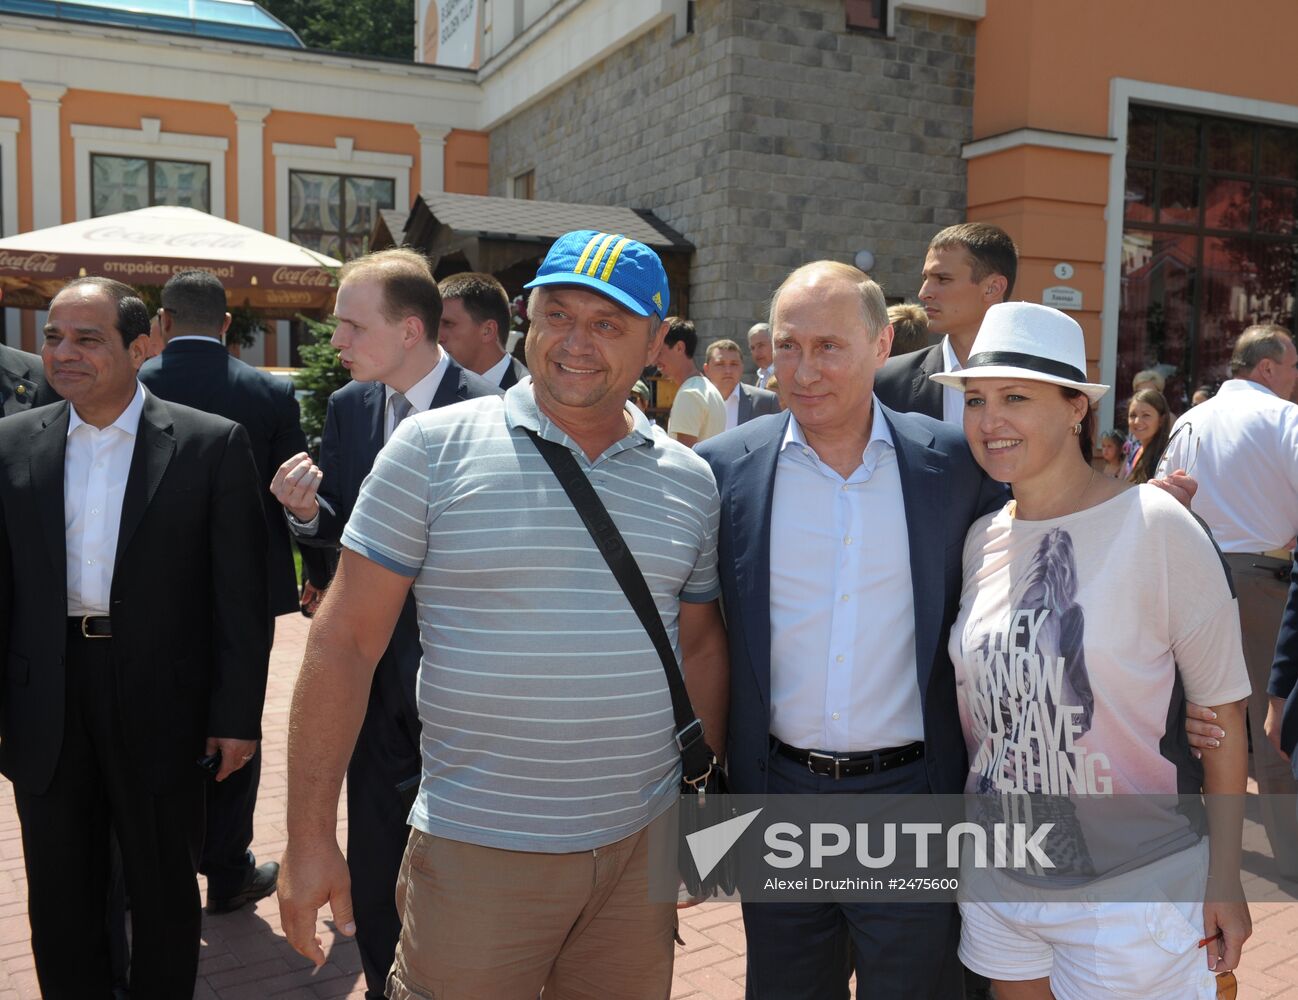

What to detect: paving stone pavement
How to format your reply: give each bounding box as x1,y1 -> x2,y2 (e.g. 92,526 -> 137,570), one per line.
1,612 -> 1297,998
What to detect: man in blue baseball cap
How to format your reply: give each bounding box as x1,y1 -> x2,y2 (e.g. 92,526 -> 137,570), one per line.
280,231 -> 729,997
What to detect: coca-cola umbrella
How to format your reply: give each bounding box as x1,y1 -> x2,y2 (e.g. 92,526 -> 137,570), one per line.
0,205 -> 339,317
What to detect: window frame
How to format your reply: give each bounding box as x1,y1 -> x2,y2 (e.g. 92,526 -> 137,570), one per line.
70,119 -> 227,220
286,168 -> 398,259
89,153 -> 213,217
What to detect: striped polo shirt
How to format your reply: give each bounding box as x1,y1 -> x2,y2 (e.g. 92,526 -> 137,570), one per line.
342,380 -> 721,853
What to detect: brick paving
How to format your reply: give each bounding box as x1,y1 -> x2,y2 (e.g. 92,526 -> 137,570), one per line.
1,612 -> 1296,998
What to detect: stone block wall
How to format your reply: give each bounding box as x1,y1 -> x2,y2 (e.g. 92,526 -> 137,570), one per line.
489,0 -> 975,350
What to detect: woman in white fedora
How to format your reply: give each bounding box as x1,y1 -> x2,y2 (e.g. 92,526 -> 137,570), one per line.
933,302 -> 1251,999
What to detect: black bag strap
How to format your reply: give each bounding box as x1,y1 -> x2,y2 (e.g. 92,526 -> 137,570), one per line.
524,429 -> 713,784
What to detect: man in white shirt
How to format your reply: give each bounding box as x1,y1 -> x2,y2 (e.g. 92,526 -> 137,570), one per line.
436,271 -> 528,390
0,277 -> 268,997
656,316 -> 726,446
1164,323 -> 1298,876
696,262 -> 1007,997
747,321 -> 774,389
271,250 -> 499,1000
874,223 -> 1018,424
703,338 -> 780,430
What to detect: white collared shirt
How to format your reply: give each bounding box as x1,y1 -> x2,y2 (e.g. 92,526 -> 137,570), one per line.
755,367 -> 773,390
481,352 -> 512,388
768,403 -> 923,751
723,384 -> 742,431
65,383 -> 147,615
385,350 -> 449,441
167,335 -> 221,345
1164,378 -> 1298,553
940,336 -> 965,427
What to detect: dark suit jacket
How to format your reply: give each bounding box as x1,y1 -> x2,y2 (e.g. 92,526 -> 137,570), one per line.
302,357 -> 500,547
874,343 -> 945,420
0,393 -> 269,794
737,383 -> 780,424
139,337 -> 319,617
1270,560 -> 1298,770
0,344 -> 59,416
291,356 -> 499,755
499,356 -> 529,390
695,406 -> 1006,796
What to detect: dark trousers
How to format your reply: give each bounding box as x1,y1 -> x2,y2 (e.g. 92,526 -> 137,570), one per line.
347,646 -> 422,999
741,744 -> 963,1000
199,617 -> 273,895
13,633 -> 205,1000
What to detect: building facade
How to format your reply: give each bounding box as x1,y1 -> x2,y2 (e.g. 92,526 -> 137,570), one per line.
485,0 -> 977,346
0,3 -> 488,363
4,0 -> 1297,424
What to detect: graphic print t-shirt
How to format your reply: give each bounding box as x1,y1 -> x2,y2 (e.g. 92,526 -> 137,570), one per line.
949,485 -> 1250,879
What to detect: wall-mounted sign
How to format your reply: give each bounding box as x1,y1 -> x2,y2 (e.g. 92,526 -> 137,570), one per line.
1043,285 -> 1083,311
419,0 -> 481,69
1053,262 -> 1074,280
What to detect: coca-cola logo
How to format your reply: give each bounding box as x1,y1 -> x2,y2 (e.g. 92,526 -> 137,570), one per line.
0,251 -> 59,273
271,267 -> 333,287
85,226 -> 246,250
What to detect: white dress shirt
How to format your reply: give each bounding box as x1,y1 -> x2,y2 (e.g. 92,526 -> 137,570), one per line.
384,350 -> 449,441
1164,378 -> 1298,553
65,383 -> 147,616
481,352 -> 512,388
723,384 -> 742,431
768,404 -> 923,751
291,351 -> 451,536
940,336 -> 966,427
755,367 -> 773,390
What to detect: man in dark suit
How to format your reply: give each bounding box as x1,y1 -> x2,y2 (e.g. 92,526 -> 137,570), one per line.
1,341 -> 59,414
874,222 -> 1017,423
272,249 -> 499,1000
138,269 -> 321,912
1268,561 -> 1298,773
0,277 -> 268,998
436,270 -> 527,389
696,262 -> 1005,999
704,337 -> 780,430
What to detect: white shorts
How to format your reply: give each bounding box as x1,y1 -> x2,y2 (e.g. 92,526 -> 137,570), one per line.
958,842 -> 1218,1000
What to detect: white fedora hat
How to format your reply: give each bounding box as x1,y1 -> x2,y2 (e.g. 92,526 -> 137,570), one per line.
929,301 -> 1110,403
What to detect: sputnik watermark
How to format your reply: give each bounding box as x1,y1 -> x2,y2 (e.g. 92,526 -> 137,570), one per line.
763,821 -> 1055,870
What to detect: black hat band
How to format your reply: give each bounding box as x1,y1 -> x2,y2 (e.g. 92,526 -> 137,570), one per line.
964,351 -> 1087,384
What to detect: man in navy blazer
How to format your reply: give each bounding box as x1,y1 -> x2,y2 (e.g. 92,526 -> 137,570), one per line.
696,262 -> 1004,999
272,249 -> 499,1000
1268,561 -> 1298,775
139,270 -> 330,913
437,271 -> 529,389
704,338 -> 780,430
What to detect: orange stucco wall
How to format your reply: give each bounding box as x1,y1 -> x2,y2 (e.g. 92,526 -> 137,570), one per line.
58,91 -> 239,223
0,83 -> 30,233
968,0 -> 1298,380
968,146 -> 1109,371
445,129 -> 488,195
974,0 -> 1298,139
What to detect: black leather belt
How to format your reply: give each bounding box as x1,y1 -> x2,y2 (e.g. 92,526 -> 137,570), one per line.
773,737 -> 924,780
68,615 -> 112,639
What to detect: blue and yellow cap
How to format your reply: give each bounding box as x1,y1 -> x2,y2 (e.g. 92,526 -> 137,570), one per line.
524,230 -> 670,319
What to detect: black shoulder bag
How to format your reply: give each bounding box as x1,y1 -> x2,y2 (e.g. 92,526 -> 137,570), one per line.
524,429 -> 735,899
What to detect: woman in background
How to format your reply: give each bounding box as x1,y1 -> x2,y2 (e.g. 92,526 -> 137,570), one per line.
1123,387 -> 1172,483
